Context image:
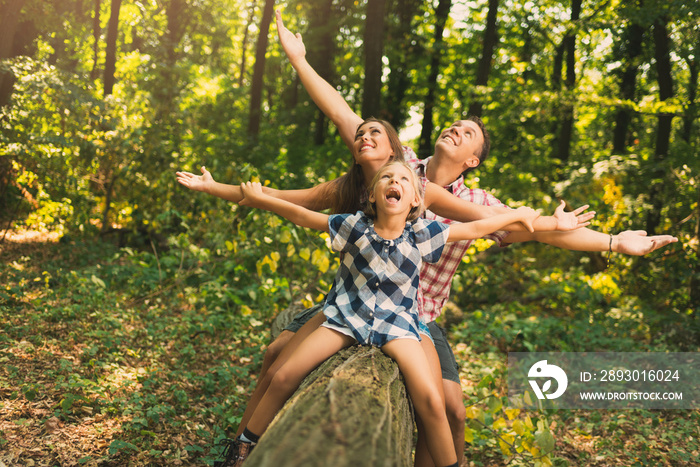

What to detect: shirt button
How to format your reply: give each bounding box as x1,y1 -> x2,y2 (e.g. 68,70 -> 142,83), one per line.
375,281 -> 379,286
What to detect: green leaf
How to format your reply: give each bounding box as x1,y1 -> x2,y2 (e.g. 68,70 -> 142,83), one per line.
535,429 -> 555,453
24,388 -> 37,402
108,439 -> 139,455
90,275 -> 106,289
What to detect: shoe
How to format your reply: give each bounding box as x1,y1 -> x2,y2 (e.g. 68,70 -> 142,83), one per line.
233,441 -> 254,466
213,438 -> 255,467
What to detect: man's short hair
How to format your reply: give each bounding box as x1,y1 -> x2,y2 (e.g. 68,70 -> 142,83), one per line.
462,116 -> 491,178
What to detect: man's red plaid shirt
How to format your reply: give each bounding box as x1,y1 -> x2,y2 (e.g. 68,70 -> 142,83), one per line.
405,149 -> 510,323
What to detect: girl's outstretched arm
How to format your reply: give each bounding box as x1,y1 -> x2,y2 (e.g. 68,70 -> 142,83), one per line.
447,206 -> 540,242
176,166 -> 336,211
240,182 -> 330,232
425,183 -> 594,231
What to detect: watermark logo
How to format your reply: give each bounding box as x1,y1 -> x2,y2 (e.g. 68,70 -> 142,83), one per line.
510,352 -> 698,409
528,360 -> 568,400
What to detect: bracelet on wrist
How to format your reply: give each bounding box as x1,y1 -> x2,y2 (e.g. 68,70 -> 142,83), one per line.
606,233 -> 614,268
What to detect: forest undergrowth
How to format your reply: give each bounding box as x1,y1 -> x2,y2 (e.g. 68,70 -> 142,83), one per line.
1,231 -> 698,466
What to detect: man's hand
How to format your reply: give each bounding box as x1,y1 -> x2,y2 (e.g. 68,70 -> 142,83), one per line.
615,230 -> 679,256
276,10 -> 306,64
553,200 -> 595,230
176,166 -> 214,193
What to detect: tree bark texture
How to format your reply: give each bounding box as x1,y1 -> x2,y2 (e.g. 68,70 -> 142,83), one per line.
244,346 -> 414,467
384,0 -> 420,129
239,1 -> 257,87
645,16 -> 674,235
551,0 -> 581,165
361,0 -> 388,120
612,18 -> 646,154
91,0 -> 101,80
103,0 -> 121,97
0,0 -> 26,107
0,0 -> 25,62
682,38 -> 699,310
467,0 -> 499,118
307,0 -> 336,145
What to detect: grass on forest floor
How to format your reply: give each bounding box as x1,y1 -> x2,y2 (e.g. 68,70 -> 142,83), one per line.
1,231 -> 266,466
1,232 -> 699,466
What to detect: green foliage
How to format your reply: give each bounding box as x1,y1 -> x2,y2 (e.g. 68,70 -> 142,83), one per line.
0,227 -> 331,463
447,239 -> 698,466
462,368 -> 558,467
1,0 -> 699,464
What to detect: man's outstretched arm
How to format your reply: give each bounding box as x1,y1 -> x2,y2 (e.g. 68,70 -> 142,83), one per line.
504,228 -> 678,256
276,10 -> 363,149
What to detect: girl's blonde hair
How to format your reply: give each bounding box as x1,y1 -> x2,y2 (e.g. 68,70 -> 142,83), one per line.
327,118 -> 404,214
364,160 -> 425,222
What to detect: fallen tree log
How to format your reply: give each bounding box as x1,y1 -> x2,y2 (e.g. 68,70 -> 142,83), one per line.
243,345 -> 415,467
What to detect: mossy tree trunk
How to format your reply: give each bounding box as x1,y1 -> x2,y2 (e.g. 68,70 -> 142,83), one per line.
244,345 -> 415,467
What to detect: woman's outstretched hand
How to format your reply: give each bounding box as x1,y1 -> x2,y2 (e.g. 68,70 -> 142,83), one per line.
553,200 -> 595,230
176,166 -> 214,192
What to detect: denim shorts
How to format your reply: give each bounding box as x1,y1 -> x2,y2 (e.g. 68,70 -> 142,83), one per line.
286,305 -> 433,343
284,307 -> 457,382
283,304 -> 323,332
427,321 -> 460,383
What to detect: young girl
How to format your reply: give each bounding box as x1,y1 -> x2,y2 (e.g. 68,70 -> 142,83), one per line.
220,160 -> 541,467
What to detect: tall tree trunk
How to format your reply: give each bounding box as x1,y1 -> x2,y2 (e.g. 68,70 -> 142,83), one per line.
103,0 -> 121,97
682,38 -> 699,309
645,16 -> 674,234
244,346 -> 414,467
0,0 -> 26,107
552,0 -> 581,165
467,0 -> 500,118
418,0 -> 452,158
307,0 -> 335,145
239,0 -> 257,88
612,20 -> 646,154
153,0 -> 187,122
385,0 -> 420,130
681,45 -> 698,145
693,185 -> 700,312
248,0 -> 275,138
0,0 -> 25,61
91,0 -> 101,80
361,0 -> 388,120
